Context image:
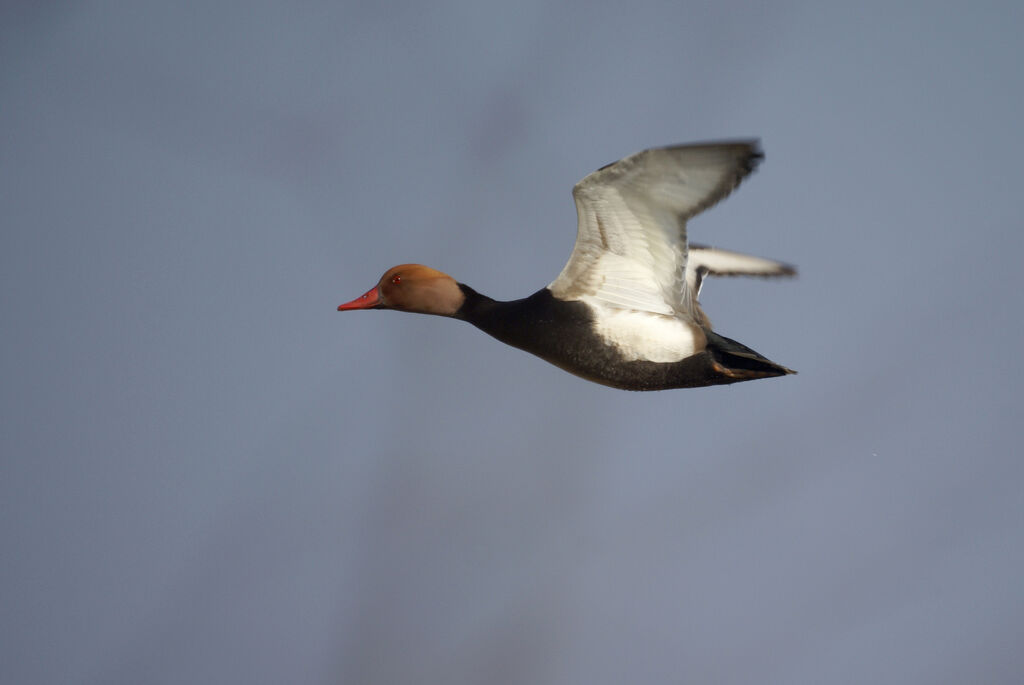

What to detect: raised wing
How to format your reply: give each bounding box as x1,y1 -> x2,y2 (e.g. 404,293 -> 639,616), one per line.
548,141 -> 763,317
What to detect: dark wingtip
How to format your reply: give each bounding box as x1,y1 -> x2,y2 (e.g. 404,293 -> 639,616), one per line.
745,142 -> 765,173
775,262 -> 798,277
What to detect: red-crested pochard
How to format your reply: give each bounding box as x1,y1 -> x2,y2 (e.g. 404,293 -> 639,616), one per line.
338,141 -> 795,391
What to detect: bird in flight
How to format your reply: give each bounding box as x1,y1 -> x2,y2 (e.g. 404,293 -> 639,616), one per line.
338,140 -> 795,390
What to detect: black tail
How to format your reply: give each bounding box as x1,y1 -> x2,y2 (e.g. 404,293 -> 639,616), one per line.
706,331 -> 796,380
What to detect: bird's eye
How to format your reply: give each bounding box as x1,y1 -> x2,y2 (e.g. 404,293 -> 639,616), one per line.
391,275 -> 402,285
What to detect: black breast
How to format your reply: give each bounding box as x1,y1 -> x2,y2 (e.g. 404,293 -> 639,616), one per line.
454,286 -> 732,391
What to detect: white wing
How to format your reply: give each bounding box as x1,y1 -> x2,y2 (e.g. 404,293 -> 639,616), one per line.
686,243 -> 796,297
549,141 -> 763,319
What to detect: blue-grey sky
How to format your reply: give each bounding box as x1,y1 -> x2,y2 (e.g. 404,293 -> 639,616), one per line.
3,2 -> 1022,684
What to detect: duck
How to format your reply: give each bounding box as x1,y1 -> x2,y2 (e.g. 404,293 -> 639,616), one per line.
338,140 -> 795,391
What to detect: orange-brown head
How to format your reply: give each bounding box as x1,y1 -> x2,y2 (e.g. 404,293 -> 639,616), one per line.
337,264 -> 465,316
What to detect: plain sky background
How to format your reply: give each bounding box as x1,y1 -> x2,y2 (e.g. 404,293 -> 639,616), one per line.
3,2 -> 1022,684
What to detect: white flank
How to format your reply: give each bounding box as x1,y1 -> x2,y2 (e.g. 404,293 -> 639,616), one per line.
583,299 -> 705,363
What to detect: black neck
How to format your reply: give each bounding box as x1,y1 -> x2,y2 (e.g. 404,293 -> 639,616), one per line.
454,284 -> 594,354
453,284 -> 524,341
